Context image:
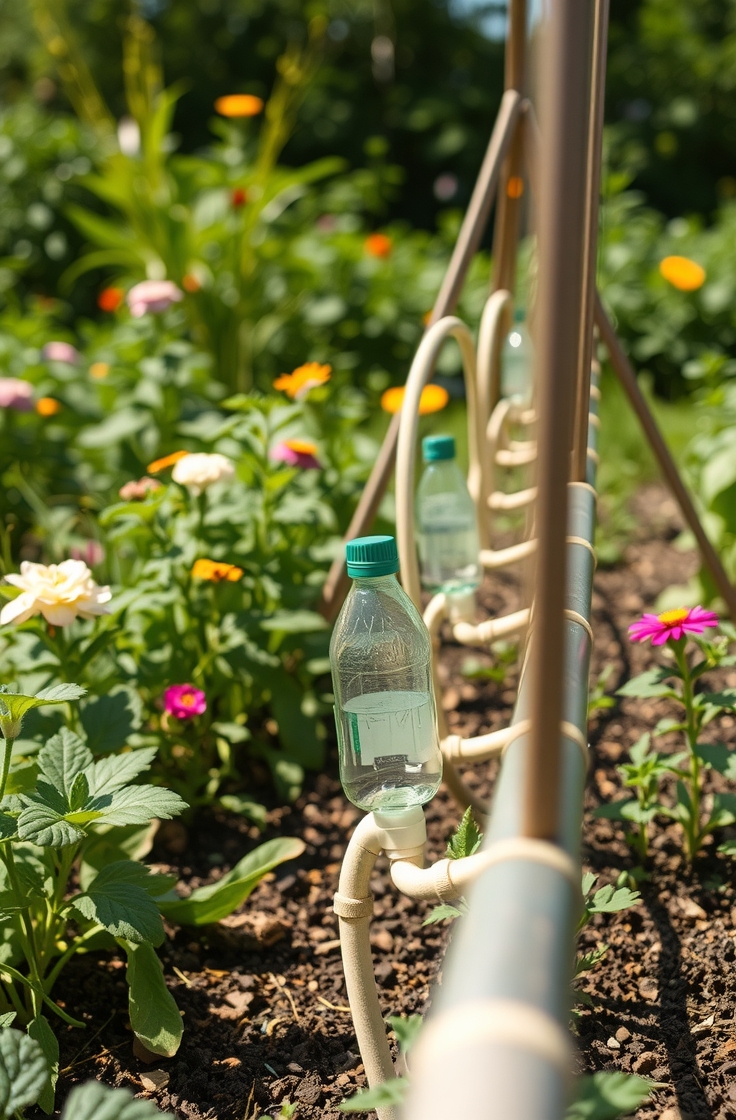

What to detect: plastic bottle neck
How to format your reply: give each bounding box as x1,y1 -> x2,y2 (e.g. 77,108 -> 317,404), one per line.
351,573 -> 399,591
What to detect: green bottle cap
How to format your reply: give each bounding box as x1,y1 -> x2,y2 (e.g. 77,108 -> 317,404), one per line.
346,535 -> 399,578
422,434 -> 455,462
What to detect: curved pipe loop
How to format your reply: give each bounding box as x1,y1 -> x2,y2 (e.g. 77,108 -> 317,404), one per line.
396,316 -> 481,611
480,537 -> 537,570
452,606 -> 530,648
489,486 -> 537,511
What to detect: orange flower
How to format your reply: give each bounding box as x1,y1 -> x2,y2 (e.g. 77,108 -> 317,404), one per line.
36,397 -> 61,417
365,232 -> 392,259
283,439 -> 317,455
507,176 -> 524,199
273,362 -> 332,400
381,384 -> 449,415
659,255 -> 706,292
90,362 -> 110,379
147,450 -> 190,473
215,94 -> 264,118
191,558 -> 244,582
98,287 -> 124,312
182,274 -> 201,293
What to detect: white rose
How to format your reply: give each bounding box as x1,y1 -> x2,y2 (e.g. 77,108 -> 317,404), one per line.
171,453 -> 235,496
0,560 -> 112,627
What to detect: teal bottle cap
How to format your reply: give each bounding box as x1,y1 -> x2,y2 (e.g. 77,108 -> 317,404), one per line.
346,535 -> 399,578
513,307 -> 526,322
422,434 -> 455,462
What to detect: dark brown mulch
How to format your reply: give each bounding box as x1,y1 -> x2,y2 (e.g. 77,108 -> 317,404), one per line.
43,482 -> 736,1119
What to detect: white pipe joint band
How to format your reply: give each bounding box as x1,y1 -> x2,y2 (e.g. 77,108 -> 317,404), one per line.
333,893 -> 374,920
372,806 -> 427,861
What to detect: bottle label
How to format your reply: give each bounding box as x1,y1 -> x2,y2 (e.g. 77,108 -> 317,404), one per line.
342,691 -> 437,765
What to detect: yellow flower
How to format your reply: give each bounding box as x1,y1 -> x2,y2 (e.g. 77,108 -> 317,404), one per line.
147,450 -> 190,473
90,362 -> 110,379
36,397 -> 61,417
215,94 -> 264,118
659,255 -> 706,291
273,362 -> 332,400
381,384 -> 449,415
283,439 -> 317,455
192,559 -> 244,582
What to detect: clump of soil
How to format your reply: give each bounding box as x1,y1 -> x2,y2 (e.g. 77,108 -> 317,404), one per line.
43,483 -> 735,1120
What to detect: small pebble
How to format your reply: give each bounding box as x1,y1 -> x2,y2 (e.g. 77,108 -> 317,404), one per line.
607,1037 -> 620,1050
615,1027 -> 630,1042
140,1070 -> 170,1092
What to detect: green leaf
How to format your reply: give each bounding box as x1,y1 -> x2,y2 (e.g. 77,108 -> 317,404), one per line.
79,823 -> 158,890
387,1014 -> 423,1054
60,1078 -> 172,1119
38,728 -> 92,798
0,1026 -> 48,1118
17,797 -> 98,848
617,668 -> 676,699
446,807 -> 483,860
0,1016 -> 15,1029
158,836 -> 304,926
340,1077 -> 409,1112
260,610 -> 328,633
72,862 -> 165,945
574,945 -> 608,975
86,748 -> 157,798
694,743 -> 735,774
581,872 -> 597,896
422,903 -> 465,926
709,792 -> 736,829
0,684 -> 86,738
566,1071 -> 659,1119
34,684 -> 87,705
269,676 -> 323,769
27,1015 -> 58,1114
80,690 -> 142,754
587,884 -> 640,915
702,689 -> 736,710
94,785 -> 186,826
123,941 -> 182,1057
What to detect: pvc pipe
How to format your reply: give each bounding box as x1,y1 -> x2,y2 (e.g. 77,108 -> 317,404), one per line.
396,317 -> 481,610
489,486 -> 537,510
480,538 -> 537,569
442,725 -> 513,763
453,606 -> 530,647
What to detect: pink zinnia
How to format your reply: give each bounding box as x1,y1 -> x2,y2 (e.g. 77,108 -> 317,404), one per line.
628,606 -> 719,646
0,378 -> 33,411
42,341 -> 80,365
269,439 -> 321,470
164,683 -> 206,721
119,476 -> 162,501
127,280 -> 183,318
70,540 -> 105,568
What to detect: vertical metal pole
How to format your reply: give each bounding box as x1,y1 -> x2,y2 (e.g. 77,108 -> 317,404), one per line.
524,0 -> 594,840
491,0 -> 527,298
572,0 -> 610,481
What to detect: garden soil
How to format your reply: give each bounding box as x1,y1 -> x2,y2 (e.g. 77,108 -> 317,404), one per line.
43,483 -> 736,1120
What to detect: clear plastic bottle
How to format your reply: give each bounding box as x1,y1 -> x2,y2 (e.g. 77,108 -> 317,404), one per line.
416,435 -> 481,595
501,309 -> 534,404
330,535 -> 442,812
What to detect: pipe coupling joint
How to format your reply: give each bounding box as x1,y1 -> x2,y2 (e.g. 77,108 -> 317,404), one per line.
333,892 -> 374,920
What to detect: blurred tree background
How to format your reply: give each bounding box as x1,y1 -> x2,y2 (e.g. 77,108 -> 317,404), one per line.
1,0 -> 733,231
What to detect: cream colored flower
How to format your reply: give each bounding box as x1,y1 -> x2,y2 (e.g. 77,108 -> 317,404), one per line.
0,560 -> 112,627
171,452 -> 235,496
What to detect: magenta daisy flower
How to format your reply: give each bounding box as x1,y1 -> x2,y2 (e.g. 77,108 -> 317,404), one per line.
628,606 -> 719,646
164,683 -> 206,720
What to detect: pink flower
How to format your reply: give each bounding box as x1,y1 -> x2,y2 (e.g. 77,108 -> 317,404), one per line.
0,378 -> 33,411
127,280 -> 183,318
628,606 -> 719,646
164,684 -> 206,721
269,439 -> 321,470
119,476 -> 163,501
70,540 -> 105,568
42,341 -> 80,365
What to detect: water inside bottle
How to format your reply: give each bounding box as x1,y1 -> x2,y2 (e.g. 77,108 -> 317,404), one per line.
418,494 -> 480,592
337,690 -> 441,811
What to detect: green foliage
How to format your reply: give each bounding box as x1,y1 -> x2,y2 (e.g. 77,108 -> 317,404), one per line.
123,940 -> 182,1059
61,1080 -> 171,1119
588,664 -> 616,716
387,1013 -> 423,1054
566,1072 -> 659,1120
0,1026 -> 47,1118
340,1077 -> 409,1113
446,806 -> 482,860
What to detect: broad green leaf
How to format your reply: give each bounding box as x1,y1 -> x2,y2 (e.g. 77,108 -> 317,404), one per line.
0,1027 -> 47,1118
0,816 -> 16,842
422,903 -> 465,926
588,884 -> 640,915
387,1014 -> 423,1054
158,836 -> 304,926
123,941 -> 182,1057
617,668 -> 676,699
340,1077 -> 408,1112
446,807 -> 483,859
72,862 -> 165,945
17,798 -> 98,848
566,1071 -> 659,1119
60,1077 -> 172,1119
79,822 -> 158,890
38,729 -> 92,798
694,743 -> 735,774
95,785 -> 186,826
0,685 -> 86,738
34,684 -> 87,705
80,690 -> 142,754
27,1015 -> 58,1115
86,748 -> 157,799
60,1084 -> 170,1120
581,872 -> 597,896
